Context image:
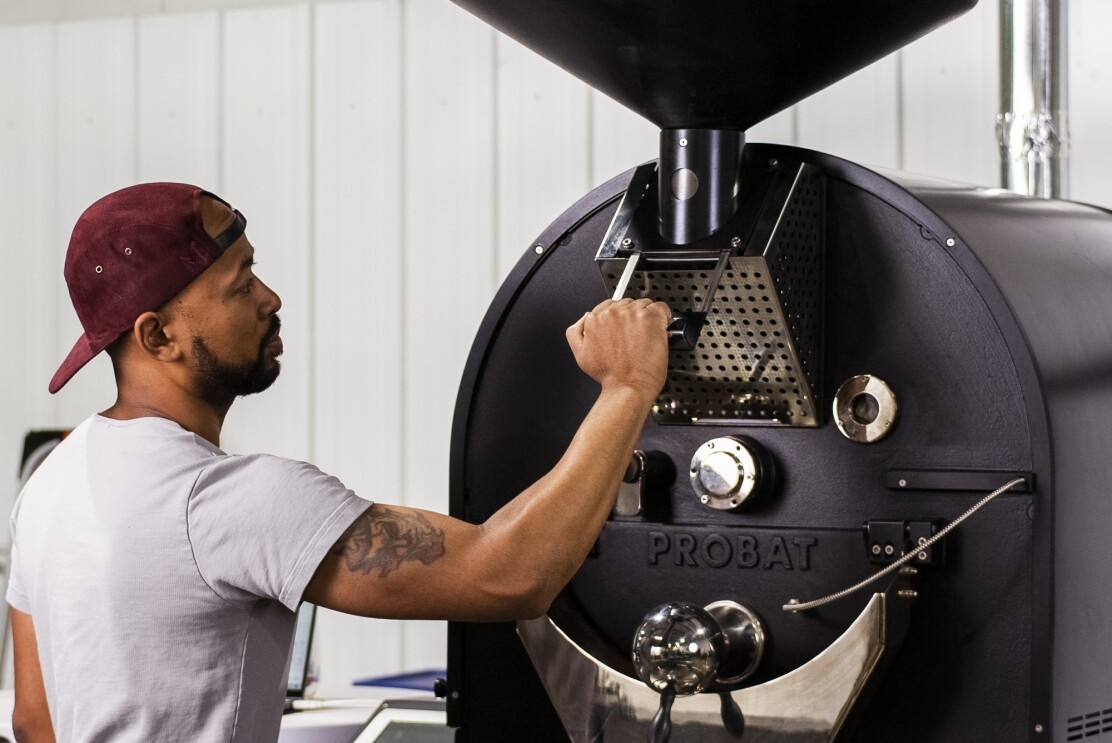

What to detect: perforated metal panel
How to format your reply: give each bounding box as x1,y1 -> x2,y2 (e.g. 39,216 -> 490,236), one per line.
604,165 -> 825,426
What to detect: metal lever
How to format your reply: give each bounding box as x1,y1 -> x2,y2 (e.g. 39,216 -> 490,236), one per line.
632,601 -> 764,742
648,683 -> 675,743
719,691 -> 745,738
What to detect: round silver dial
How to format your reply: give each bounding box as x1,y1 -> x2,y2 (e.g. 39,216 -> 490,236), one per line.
690,437 -> 761,510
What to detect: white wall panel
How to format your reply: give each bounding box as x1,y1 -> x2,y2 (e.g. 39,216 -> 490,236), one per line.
1069,0 -> 1112,209
495,35 -> 590,279
796,55 -> 901,169
748,108 -> 795,146
137,11 -> 221,186
54,18 -> 138,425
311,0 -> 406,692
0,24 -> 58,525
220,5 -> 312,460
402,0 -> 496,671
589,91 -> 657,189
901,3 -> 998,187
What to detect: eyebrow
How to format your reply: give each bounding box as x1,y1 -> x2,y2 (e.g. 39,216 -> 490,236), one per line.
222,250 -> 256,293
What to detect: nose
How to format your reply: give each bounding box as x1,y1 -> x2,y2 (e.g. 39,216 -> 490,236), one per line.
259,278 -> 282,316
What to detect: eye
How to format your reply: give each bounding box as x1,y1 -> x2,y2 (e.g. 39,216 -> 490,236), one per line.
239,277 -> 256,295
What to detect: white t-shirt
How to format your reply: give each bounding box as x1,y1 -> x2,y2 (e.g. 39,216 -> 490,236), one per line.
6,415 -> 371,742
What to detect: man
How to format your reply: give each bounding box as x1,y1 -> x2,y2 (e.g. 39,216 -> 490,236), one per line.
7,183 -> 670,742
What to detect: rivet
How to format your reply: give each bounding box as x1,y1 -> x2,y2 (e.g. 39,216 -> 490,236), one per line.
95,265 -> 103,273
679,138 -> 688,147
1035,724 -> 1044,734
124,247 -> 132,255
534,245 -> 543,254
898,479 -> 908,487
946,237 -> 956,247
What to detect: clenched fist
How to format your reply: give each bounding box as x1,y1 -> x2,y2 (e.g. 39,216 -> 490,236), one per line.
565,298 -> 672,406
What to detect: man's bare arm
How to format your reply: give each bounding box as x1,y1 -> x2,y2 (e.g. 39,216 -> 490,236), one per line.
328,505 -> 446,578
304,298 -> 670,621
10,608 -> 55,743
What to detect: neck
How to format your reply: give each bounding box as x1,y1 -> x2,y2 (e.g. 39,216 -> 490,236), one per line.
102,388 -> 232,447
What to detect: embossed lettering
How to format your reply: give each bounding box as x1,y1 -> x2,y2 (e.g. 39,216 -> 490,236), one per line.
792,537 -> 816,569
735,535 -> 759,568
648,532 -> 670,565
675,533 -> 698,566
763,536 -> 792,570
642,532 -> 818,570
700,534 -> 732,568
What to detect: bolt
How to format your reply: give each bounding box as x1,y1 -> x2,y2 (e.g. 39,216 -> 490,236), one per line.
898,589 -> 918,599
679,138 -> 688,146
731,236 -> 741,248
621,237 -> 633,247
946,237 -> 956,247
898,479 -> 908,488
1035,724 -> 1044,734
450,691 -> 460,700
534,245 -> 544,254
918,537 -> 927,546
871,544 -> 882,556
701,495 -> 709,504
769,158 -> 779,167
884,543 -> 895,556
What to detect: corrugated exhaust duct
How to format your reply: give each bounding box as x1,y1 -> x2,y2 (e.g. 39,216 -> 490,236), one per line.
998,0 -> 1069,198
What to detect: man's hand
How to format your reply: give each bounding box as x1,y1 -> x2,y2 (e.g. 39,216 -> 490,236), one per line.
565,298 -> 672,405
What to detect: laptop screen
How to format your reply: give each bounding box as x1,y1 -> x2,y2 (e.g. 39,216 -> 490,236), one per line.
287,602 -> 316,697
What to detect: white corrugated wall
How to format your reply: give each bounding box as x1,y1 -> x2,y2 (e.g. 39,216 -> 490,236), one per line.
0,0 -> 1109,695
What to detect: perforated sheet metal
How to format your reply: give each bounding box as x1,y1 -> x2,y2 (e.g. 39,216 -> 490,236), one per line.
605,166 -> 824,426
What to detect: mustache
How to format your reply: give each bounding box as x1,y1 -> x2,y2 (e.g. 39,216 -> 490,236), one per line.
264,314 -> 281,342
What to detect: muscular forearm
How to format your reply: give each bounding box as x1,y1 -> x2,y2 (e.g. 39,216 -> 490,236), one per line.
477,384 -> 652,613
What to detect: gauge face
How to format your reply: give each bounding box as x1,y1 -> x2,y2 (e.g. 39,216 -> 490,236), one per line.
690,436 -> 766,511
833,375 -> 898,444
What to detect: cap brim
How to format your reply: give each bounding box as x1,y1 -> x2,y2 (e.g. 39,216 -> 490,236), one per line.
49,333 -> 105,394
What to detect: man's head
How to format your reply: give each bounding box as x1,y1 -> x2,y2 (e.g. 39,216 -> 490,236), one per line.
52,183 -> 283,405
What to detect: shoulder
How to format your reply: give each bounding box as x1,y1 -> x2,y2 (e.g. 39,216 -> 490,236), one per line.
192,453 -> 355,505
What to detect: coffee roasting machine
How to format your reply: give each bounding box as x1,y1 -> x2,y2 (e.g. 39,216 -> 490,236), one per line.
445,1 -> 1112,741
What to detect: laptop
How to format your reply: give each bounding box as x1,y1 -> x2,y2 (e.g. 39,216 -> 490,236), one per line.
283,602 -> 317,711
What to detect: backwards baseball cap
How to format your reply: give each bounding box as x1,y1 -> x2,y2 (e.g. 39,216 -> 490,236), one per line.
49,182 -> 247,393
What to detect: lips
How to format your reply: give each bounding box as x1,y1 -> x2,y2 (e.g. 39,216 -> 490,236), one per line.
266,334 -> 284,356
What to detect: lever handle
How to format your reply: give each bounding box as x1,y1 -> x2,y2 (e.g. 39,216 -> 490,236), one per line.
648,683 -> 676,743
668,310 -> 705,349
719,691 -> 746,738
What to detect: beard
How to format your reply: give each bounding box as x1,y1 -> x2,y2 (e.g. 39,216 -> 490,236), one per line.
192,314 -> 282,403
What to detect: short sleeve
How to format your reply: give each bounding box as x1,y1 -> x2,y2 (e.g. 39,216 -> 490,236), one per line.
6,491 -> 29,613
187,454 -> 371,610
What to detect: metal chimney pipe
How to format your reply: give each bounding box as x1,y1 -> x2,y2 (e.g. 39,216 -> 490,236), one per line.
997,0 -> 1068,199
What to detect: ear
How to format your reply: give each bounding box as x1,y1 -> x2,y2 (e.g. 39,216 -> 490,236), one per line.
133,311 -> 185,363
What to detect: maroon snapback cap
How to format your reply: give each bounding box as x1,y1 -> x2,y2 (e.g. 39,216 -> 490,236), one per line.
49,182 -> 247,393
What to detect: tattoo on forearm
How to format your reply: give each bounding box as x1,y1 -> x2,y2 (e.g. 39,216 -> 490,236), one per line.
331,505 -> 446,578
